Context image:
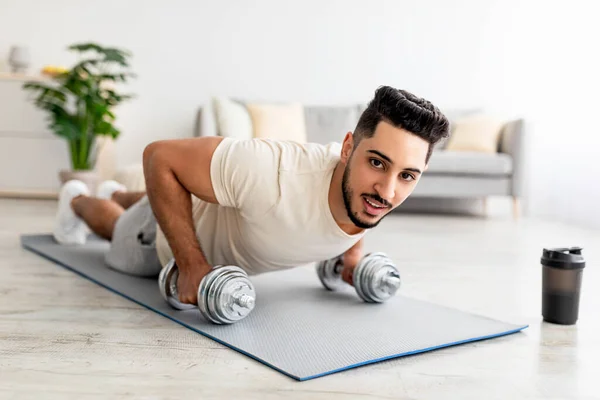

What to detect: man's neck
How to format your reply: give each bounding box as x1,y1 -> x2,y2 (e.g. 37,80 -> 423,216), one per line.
328,162 -> 364,236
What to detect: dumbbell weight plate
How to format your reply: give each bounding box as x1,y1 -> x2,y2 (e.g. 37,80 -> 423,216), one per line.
316,256 -> 346,291
354,252 -> 401,303
198,266 -> 256,324
200,266 -> 256,324
197,266 -> 229,324
158,258 -> 197,310
207,272 -> 255,324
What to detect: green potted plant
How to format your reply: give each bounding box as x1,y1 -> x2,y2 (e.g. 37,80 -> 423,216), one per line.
23,42 -> 135,193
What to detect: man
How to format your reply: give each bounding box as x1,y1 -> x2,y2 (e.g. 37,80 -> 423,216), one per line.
53,86 -> 449,305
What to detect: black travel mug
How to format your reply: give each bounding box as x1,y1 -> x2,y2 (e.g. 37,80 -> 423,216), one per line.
541,247 -> 586,325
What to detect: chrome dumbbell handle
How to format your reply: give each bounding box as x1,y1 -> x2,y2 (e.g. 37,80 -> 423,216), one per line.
234,293 -> 255,309
158,258 -> 196,310
382,275 -> 401,291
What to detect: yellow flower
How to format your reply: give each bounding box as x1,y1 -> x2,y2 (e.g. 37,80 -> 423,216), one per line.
41,65 -> 69,77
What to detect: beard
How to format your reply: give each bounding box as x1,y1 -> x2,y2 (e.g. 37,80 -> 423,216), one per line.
341,160 -> 390,230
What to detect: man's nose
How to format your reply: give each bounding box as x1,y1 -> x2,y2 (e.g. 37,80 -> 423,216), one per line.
375,177 -> 395,205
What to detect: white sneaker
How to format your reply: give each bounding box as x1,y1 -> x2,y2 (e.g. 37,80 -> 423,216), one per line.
53,180 -> 90,245
96,180 -> 127,200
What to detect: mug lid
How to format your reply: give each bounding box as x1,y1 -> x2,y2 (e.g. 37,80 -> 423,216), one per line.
541,247 -> 585,269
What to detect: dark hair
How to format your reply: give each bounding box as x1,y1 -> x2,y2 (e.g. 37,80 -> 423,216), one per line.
354,86 -> 450,163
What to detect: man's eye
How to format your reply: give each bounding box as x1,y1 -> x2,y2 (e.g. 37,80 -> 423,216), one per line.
370,159 -> 384,169
401,172 -> 415,181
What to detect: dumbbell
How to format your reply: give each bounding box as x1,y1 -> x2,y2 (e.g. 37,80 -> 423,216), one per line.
158,258 -> 256,324
316,252 -> 401,303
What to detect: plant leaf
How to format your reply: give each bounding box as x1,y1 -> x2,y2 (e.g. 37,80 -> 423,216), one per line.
68,43 -> 104,53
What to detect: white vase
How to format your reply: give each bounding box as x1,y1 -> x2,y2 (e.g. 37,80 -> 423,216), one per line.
8,46 -> 31,74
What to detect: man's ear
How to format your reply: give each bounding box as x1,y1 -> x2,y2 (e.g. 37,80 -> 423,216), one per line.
341,132 -> 354,164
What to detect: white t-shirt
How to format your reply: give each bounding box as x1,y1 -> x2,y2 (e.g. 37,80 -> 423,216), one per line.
155,137 -> 365,275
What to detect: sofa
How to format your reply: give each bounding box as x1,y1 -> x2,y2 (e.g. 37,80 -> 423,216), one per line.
201,103 -> 525,217
404,115 -> 525,218
114,103 -> 525,218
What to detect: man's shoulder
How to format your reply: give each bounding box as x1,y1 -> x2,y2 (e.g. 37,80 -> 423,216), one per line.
276,140 -> 342,173
221,137 -> 342,173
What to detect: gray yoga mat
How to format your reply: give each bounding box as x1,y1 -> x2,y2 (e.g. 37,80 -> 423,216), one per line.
21,234 -> 528,381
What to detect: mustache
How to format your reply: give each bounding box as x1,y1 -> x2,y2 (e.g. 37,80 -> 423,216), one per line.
363,194 -> 390,208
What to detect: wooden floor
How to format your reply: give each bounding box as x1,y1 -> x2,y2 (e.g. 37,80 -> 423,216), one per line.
1,198 -> 598,399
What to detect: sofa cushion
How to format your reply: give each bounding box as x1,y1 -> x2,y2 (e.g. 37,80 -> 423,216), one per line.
436,108 -> 482,150
426,151 -> 513,176
304,106 -> 360,145
445,114 -> 506,153
212,97 -> 253,140
246,102 -> 308,143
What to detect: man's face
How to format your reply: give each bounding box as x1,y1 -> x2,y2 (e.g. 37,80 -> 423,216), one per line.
341,121 -> 429,229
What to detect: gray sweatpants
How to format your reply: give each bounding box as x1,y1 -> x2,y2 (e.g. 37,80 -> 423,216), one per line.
104,195 -> 163,277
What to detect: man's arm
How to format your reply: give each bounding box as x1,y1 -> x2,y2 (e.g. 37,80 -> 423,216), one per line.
341,238 -> 364,285
142,136 -> 224,304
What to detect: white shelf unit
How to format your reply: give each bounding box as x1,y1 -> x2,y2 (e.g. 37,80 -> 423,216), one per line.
0,73 -> 68,199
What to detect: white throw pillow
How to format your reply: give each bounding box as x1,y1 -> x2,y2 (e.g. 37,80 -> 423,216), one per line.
445,114 -> 505,153
245,102 -> 308,144
212,97 -> 253,140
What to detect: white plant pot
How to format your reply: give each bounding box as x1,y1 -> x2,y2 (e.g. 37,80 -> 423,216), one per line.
59,169 -> 99,195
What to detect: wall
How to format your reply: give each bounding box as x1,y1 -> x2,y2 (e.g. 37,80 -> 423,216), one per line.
0,0 -> 598,227
504,1 -> 600,228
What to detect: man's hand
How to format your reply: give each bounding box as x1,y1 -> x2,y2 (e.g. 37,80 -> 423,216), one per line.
177,261 -> 213,305
341,238 -> 364,285
341,253 -> 361,285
